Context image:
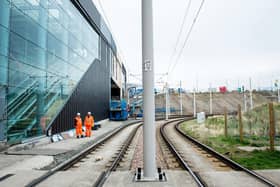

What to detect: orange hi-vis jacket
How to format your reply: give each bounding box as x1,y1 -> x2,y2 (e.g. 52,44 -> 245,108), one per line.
75,116 -> 82,128
84,115 -> 94,127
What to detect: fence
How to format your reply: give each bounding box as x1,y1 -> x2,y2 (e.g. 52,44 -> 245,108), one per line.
221,103 -> 279,150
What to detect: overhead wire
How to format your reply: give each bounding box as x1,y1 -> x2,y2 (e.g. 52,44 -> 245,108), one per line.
97,0 -> 128,67
168,0 -> 205,74
167,0 -> 193,72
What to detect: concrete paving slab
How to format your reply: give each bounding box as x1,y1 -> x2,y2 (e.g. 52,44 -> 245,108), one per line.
256,169 -> 280,186
37,170 -> 101,187
6,148 -> 69,156
0,170 -> 46,187
0,155 -> 54,173
200,171 -> 267,187
104,170 -> 197,187
0,154 -> 31,170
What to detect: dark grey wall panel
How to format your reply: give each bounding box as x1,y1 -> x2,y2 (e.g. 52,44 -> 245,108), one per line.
48,50 -> 110,134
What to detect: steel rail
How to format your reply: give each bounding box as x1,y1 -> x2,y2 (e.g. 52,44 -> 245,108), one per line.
175,121 -> 277,187
25,120 -> 141,187
160,119 -> 206,187
94,124 -> 142,187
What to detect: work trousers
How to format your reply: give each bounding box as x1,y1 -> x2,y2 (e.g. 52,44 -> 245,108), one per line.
85,125 -> 92,137
76,126 -> 83,137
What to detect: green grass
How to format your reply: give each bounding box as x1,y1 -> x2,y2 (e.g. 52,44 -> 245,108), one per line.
180,121 -> 280,170
232,150 -> 280,170
205,135 -> 250,154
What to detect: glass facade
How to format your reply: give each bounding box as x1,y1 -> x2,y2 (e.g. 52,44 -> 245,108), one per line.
0,0 -> 102,143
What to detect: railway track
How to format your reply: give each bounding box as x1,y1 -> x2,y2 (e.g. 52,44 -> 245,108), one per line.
160,119 -> 277,187
175,121 -> 277,187
25,121 -> 142,187
23,117 -> 277,187
129,121 -> 183,171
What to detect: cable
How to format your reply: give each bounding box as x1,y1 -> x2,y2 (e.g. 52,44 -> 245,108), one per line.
168,0 -> 205,74
129,73 -> 142,82
167,0 -> 192,72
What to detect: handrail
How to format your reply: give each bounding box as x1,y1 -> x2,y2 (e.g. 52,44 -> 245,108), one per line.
7,81 -> 37,114
7,96 -> 37,131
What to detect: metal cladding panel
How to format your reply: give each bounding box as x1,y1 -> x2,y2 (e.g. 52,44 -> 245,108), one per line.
110,35 -> 117,53
49,57 -> 110,134
75,0 -> 101,27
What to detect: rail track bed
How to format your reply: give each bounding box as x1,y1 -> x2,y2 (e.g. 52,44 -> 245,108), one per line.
160,119 -> 276,187
21,119 -> 277,187
25,122 -> 141,187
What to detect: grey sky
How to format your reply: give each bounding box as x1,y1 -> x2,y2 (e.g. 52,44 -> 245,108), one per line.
92,0 -> 280,91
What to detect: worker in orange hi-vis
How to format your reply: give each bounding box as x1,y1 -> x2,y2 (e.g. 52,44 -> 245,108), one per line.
75,113 -> 83,138
84,112 -> 94,137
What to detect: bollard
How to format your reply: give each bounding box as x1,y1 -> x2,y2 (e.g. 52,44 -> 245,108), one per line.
268,103 -> 275,151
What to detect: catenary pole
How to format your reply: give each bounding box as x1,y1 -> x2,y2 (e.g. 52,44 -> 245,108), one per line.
180,80 -> 183,115
165,82 -> 169,120
209,83 -> 213,114
244,93 -> 247,112
277,85 -> 280,103
277,80 -> 280,103
193,88 -> 196,117
249,78 -> 253,110
142,0 -> 156,179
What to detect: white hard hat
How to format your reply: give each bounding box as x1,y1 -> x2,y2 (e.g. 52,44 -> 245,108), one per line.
87,112 -> 91,115
77,113 -> 81,116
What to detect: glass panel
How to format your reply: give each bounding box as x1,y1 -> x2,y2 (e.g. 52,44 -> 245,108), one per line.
0,26 -> 10,56
4,0 -> 100,143
0,0 -> 11,28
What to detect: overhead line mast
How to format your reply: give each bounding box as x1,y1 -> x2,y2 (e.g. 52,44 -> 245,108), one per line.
142,0 -> 157,179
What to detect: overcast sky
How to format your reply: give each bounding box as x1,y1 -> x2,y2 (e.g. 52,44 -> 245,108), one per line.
92,0 -> 280,91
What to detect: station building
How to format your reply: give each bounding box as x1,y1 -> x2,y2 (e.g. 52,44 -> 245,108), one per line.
0,0 -> 126,143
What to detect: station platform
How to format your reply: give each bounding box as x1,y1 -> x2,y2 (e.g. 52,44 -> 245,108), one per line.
0,119 -> 137,187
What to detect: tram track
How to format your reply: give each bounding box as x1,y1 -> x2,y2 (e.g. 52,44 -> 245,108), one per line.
24,117 -> 277,187
160,119 -> 277,187
160,119 -> 206,187
175,121 -> 277,186
25,121 -> 142,187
